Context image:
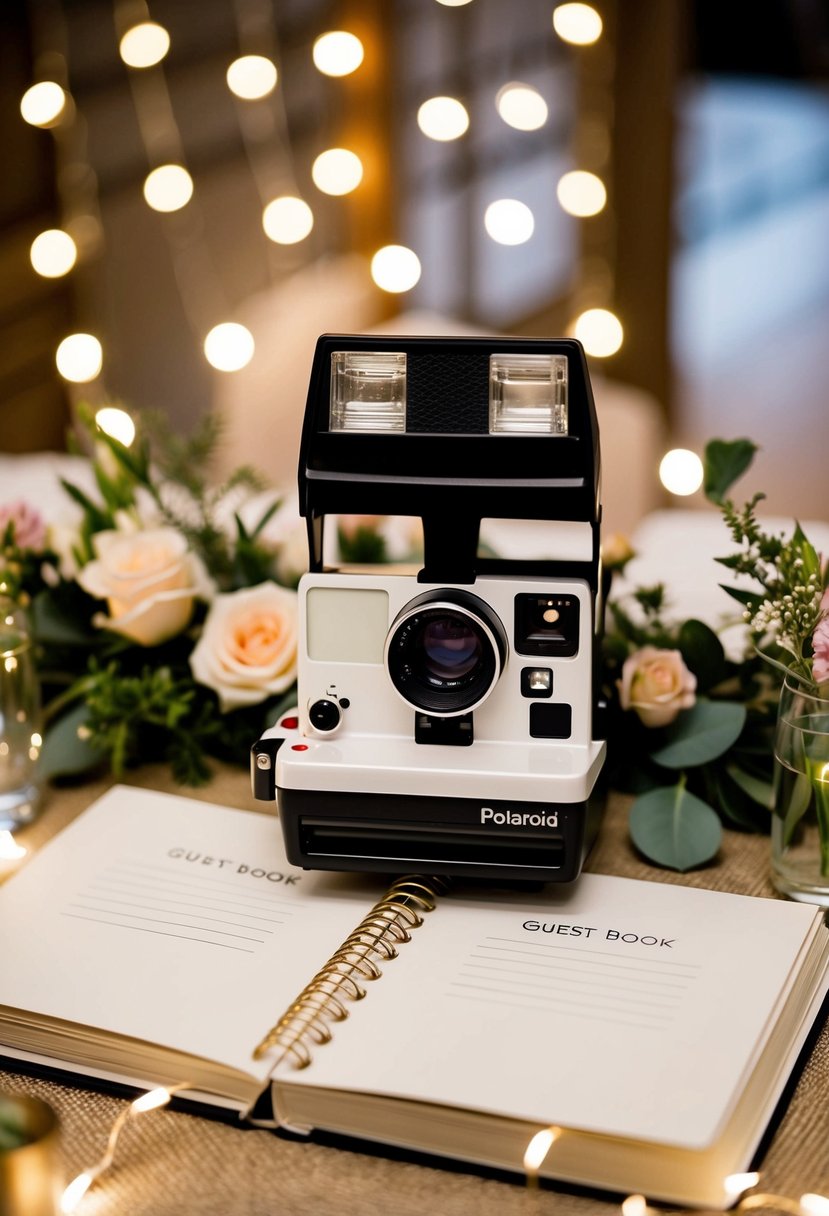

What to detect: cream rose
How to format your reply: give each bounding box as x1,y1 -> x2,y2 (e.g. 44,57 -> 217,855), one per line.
618,646 -> 697,728
77,527 -> 213,646
189,581 -> 298,712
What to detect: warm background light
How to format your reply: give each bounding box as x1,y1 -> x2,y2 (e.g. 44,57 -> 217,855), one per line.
556,170 -> 607,217
119,22 -> 171,69
226,55 -> 278,100
370,245 -> 422,293
95,407 -> 136,447
484,199 -> 535,245
203,323 -> 255,372
30,229 -> 77,278
0,831 -> 27,863
312,31 -> 365,77
262,196 -> 314,244
659,448 -> 704,496
311,148 -> 363,196
55,334 -> 103,383
495,83 -> 548,131
552,2 -> 603,45
572,308 -> 623,356
20,81 -> 66,127
434,0 -> 475,6
417,96 -> 469,141
143,165 -> 194,212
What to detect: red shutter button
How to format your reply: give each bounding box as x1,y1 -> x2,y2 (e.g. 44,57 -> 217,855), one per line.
281,716 -> 299,730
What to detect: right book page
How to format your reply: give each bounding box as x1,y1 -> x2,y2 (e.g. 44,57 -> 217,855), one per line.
286,873 -> 827,1151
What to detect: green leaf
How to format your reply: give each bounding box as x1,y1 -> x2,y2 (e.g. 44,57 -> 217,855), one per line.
30,589 -> 99,646
650,700 -> 747,768
703,438 -> 758,504
779,771 -> 813,848
725,763 -> 773,809
629,784 -> 723,871
39,703 -> 105,780
719,584 -> 757,609
713,770 -> 770,832
678,619 -> 728,692
792,522 -> 821,581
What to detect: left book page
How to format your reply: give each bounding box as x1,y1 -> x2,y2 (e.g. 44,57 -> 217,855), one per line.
0,786 -> 386,1096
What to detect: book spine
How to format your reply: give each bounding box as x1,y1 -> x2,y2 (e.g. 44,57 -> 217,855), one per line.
253,877 -> 448,1067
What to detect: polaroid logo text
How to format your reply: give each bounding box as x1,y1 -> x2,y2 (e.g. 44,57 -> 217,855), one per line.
480,807 -> 558,828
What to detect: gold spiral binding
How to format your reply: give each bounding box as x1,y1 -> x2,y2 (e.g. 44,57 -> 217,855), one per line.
252,875 -> 448,1064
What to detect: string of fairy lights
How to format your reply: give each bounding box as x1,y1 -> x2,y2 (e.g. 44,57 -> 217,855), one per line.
19,1 -> 625,406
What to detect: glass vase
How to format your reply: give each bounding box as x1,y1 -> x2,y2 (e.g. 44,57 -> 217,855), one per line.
771,677 -> 829,906
0,598 -> 42,831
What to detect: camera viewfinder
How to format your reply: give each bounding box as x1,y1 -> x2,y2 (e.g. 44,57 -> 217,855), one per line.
514,594 -> 579,657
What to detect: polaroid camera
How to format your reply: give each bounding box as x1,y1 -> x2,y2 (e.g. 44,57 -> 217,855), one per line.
252,334 -> 607,883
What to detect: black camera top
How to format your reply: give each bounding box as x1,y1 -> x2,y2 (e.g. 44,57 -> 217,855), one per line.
298,334 -> 601,587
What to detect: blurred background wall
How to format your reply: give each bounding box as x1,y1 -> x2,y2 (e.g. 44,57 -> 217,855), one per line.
1,0 -> 828,530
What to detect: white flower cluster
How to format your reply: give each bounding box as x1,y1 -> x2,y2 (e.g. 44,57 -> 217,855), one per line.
745,566 -> 824,650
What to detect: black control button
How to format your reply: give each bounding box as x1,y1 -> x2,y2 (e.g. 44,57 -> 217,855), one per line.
308,699 -> 341,732
529,703 -> 572,739
520,667 -> 553,698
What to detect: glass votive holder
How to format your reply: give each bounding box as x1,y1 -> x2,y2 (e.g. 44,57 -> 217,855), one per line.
0,1093 -> 62,1216
0,598 -> 42,831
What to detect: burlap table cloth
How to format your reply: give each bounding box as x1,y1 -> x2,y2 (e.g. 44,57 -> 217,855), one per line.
2,765 -> 827,1215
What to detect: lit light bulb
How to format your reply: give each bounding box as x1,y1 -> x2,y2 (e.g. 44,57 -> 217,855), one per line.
556,170 -> 607,217
572,308 -> 623,357
659,448 -> 704,497
552,3 -> 603,45
30,229 -> 77,278
60,1171 -> 94,1214
311,148 -> 363,196
522,1126 -> 560,1172
312,31 -> 364,77
495,83 -> 548,131
203,323 -> 255,372
131,1087 -> 172,1113
484,199 -> 535,245
226,55 -> 278,100
417,96 -> 469,141
95,407 -> 136,447
20,81 -> 66,128
262,196 -> 314,244
143,165 -> 193,212
723,1173 -> 761,1199
434,0 -> 474,6
801,1195 -> 829,1216
370,245 -> 422,293
0,831 -> 26,862
621,1197 -> 649,1216
55,334 -> 103,383
119,21 -> 170,68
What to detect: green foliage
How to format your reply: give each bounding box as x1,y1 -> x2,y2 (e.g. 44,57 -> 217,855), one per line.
629,783 -> 722,871
649,700 -> 747,769
703,438 -> 758,504
0,1096 -> 33,1151
337,522 -> 389,565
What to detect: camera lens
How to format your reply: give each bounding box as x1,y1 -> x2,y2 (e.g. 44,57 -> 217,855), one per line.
385,590 -> 507,717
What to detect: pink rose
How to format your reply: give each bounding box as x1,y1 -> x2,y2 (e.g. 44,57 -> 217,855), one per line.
0,501 -> 47,552
618,646 -> 697,728
813,589 -> 829,686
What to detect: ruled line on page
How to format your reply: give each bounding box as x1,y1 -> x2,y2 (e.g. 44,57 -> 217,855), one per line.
103,865 -> 297,910
61,913 -> 258,953
445,988 -> 670,1031
84,882 -> 289,926
65,903 -> 267,943
112,858 -> 300,906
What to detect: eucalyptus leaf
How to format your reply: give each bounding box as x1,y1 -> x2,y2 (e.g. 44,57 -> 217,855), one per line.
629,784 -> 723,871
650,700 -> 746,769
703,438 -> 757,504
31,590 -> 98,646
725,763 -> 773,810
779,771 -> 813,848
715,771 -> 769,831
39,703 -> 105,780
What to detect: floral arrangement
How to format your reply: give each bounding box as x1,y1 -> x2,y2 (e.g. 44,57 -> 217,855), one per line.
1,423 -> 826,876
603,438 -> 828,871
1,408 -> 303,786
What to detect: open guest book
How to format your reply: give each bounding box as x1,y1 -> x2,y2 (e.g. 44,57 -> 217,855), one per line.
1,787 -> 828,1208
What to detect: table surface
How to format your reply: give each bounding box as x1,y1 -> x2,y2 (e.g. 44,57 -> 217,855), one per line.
2,764 -> 828,1216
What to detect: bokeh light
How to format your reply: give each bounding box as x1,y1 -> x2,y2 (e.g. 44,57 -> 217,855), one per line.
552,3 -> 603,45
30,229 -> 77,278
572,308 -> 623,356
495,83 -> 548,131
55,334 -> 103,383
659,449 -> 704,497
203,323 -> 255,372
417,96 -> 470,141
20,82 -> 66,128
311,149 -> 363,196
262,196 -> 314,244
119,22 -> 171,69
484,199 -> 535,245
95,407 -> 136,447
143,165 -> 194,212
312,31 -> 365,77
556,170 -> 607,217
370,245 -> 422,293
226,55 -> 278,100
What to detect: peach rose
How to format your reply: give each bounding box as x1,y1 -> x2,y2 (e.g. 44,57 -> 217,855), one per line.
77,527 -> 213,646
617,646 -> 697,728
189,581 -> 298,712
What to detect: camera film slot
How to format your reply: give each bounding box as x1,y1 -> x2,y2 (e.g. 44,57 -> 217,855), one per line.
252,875 -> 448,1067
